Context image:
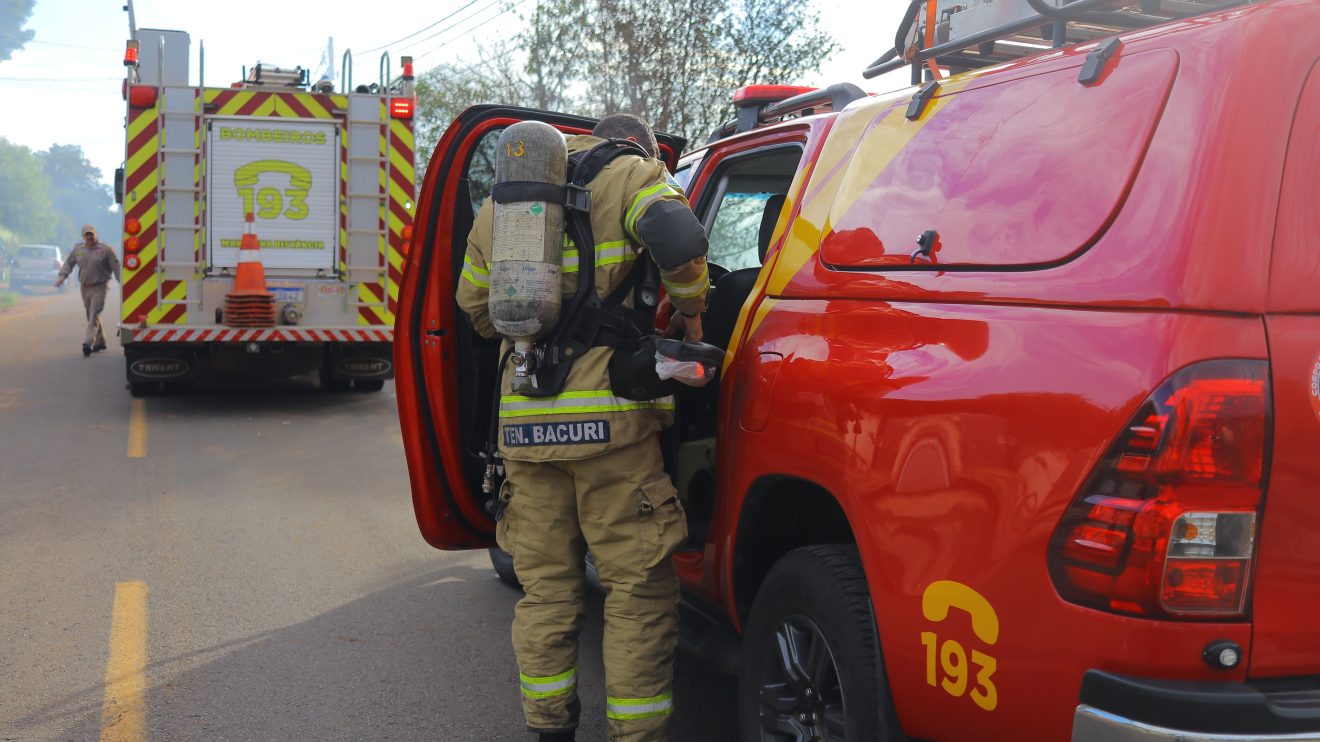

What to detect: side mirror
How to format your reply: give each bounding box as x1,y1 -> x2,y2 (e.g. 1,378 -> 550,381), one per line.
114,167 -> 125,205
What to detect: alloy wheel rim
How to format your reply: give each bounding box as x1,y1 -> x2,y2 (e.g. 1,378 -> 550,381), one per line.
757,615 -> 847,742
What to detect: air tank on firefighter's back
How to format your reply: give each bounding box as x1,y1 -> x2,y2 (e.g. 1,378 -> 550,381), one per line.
488,122 -> 567,351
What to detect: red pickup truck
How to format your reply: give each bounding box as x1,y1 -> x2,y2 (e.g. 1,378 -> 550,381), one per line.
396,1 -> 1320,738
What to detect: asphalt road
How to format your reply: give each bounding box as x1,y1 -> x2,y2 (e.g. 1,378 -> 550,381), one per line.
0,285 -> 737,741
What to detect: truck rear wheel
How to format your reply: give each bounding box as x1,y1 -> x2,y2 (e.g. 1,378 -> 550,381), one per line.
738,545 -> 899,742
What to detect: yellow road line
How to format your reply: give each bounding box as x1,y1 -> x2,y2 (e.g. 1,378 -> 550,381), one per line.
127,400 -> 147,459
101,581 -> 148,742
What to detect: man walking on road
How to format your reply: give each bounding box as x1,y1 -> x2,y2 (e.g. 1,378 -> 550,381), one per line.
457,114 -> 709,742
56,225 -> 120,357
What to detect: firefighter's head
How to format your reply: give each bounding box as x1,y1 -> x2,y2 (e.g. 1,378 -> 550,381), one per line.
82,225 -> 97,245
592,113 -> 658,158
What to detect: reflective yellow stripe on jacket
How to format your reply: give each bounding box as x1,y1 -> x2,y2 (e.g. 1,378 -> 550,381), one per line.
623,182 -> 684,240
500,390 -> 675,419
461,253 -> 489,288
563,240 -> 637,273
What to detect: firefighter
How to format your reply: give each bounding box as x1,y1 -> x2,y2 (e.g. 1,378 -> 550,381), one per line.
457,113 -> 709,742
56,225 -> 121,357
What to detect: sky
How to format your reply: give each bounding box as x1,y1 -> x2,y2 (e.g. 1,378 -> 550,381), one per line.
0,0 -> 912,189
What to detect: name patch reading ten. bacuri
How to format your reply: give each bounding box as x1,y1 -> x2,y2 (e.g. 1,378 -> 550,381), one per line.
503,421 -> 611,447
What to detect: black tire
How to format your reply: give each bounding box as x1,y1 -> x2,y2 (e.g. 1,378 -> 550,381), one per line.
319,366 -> 350,392
352,378 -> 385,392
738,545 -> 899,742
488,547 -> 521,589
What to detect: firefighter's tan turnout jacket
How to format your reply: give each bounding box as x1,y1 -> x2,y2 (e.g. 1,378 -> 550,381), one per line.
457,134 -> 709,462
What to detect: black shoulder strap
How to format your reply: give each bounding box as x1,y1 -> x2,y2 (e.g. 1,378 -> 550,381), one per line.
569,138 -> 650,188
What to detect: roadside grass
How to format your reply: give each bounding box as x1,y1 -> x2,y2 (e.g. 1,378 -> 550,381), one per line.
0,290 -> 18,311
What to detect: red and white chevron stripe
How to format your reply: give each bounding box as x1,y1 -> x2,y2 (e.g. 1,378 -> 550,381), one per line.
129,326 -> 392,343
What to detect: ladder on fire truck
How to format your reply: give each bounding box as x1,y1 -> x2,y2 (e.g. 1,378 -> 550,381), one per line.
866,0 -> 1247,83
150,33 -> 205,314
343,53 -> 405,317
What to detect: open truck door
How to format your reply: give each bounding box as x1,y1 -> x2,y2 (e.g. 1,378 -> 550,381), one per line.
395,105 -> 684,550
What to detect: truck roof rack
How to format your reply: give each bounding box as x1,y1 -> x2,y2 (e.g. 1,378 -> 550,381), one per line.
707,83 -> 868,143
865,0 -> 1248,83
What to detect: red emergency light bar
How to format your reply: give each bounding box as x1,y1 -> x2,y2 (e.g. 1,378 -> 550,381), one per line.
124,40 -> 139,67
390,97 -> 415,120
733,84 -> 818,107
401,56 -> 415,81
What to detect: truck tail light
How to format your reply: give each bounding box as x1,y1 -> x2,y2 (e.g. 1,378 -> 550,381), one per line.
1048,360 -> 1270,618
124,236 -> 142,254
390,97 -> 415,120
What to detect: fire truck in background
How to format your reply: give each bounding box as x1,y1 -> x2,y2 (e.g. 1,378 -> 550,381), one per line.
114,27 -> 416,395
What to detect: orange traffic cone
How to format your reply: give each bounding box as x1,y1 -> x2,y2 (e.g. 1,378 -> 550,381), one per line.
223,213 -> 276,327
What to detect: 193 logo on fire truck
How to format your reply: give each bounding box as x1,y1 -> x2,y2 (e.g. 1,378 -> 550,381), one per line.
920,580 -> 1000,712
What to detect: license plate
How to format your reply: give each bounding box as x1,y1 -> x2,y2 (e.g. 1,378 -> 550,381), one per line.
270,287 -> 305,304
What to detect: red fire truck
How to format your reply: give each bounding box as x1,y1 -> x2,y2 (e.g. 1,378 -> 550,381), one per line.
115,28 -> 415,394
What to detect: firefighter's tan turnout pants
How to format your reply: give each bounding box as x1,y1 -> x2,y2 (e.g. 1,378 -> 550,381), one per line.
497,435 -> 686,741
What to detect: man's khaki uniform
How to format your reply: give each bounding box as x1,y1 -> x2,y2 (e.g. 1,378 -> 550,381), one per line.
457,134 -> 708,741
59,230 -> 122,349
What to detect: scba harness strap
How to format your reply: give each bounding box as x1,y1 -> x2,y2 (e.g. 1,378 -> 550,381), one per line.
514,138 -> 657,399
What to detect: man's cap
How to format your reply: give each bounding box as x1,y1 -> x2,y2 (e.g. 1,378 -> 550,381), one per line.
82,225 -> 97,238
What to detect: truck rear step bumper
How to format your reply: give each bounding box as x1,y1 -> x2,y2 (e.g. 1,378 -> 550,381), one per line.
1074,670 -> 1320,741
119,324 -> 391,344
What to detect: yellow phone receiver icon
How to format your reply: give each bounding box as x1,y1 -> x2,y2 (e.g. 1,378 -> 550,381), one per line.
234,160 -> 312,191
921,580 -> 1000,645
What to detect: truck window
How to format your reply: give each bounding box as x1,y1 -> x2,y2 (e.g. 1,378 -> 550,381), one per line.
702,148 -> 802,272
819,49 -> 1178,270
673,163 -> 694,193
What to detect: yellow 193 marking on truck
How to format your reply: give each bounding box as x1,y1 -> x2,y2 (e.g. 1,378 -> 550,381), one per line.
234,160 -> 313,221
920,580 -> 1000,712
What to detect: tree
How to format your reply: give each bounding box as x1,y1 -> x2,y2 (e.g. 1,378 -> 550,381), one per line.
39,145 -> 116,243
0,0 -> 36,62
521,0 -> 837,145
0,138 -> 57,243
413,40 -> 532,160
